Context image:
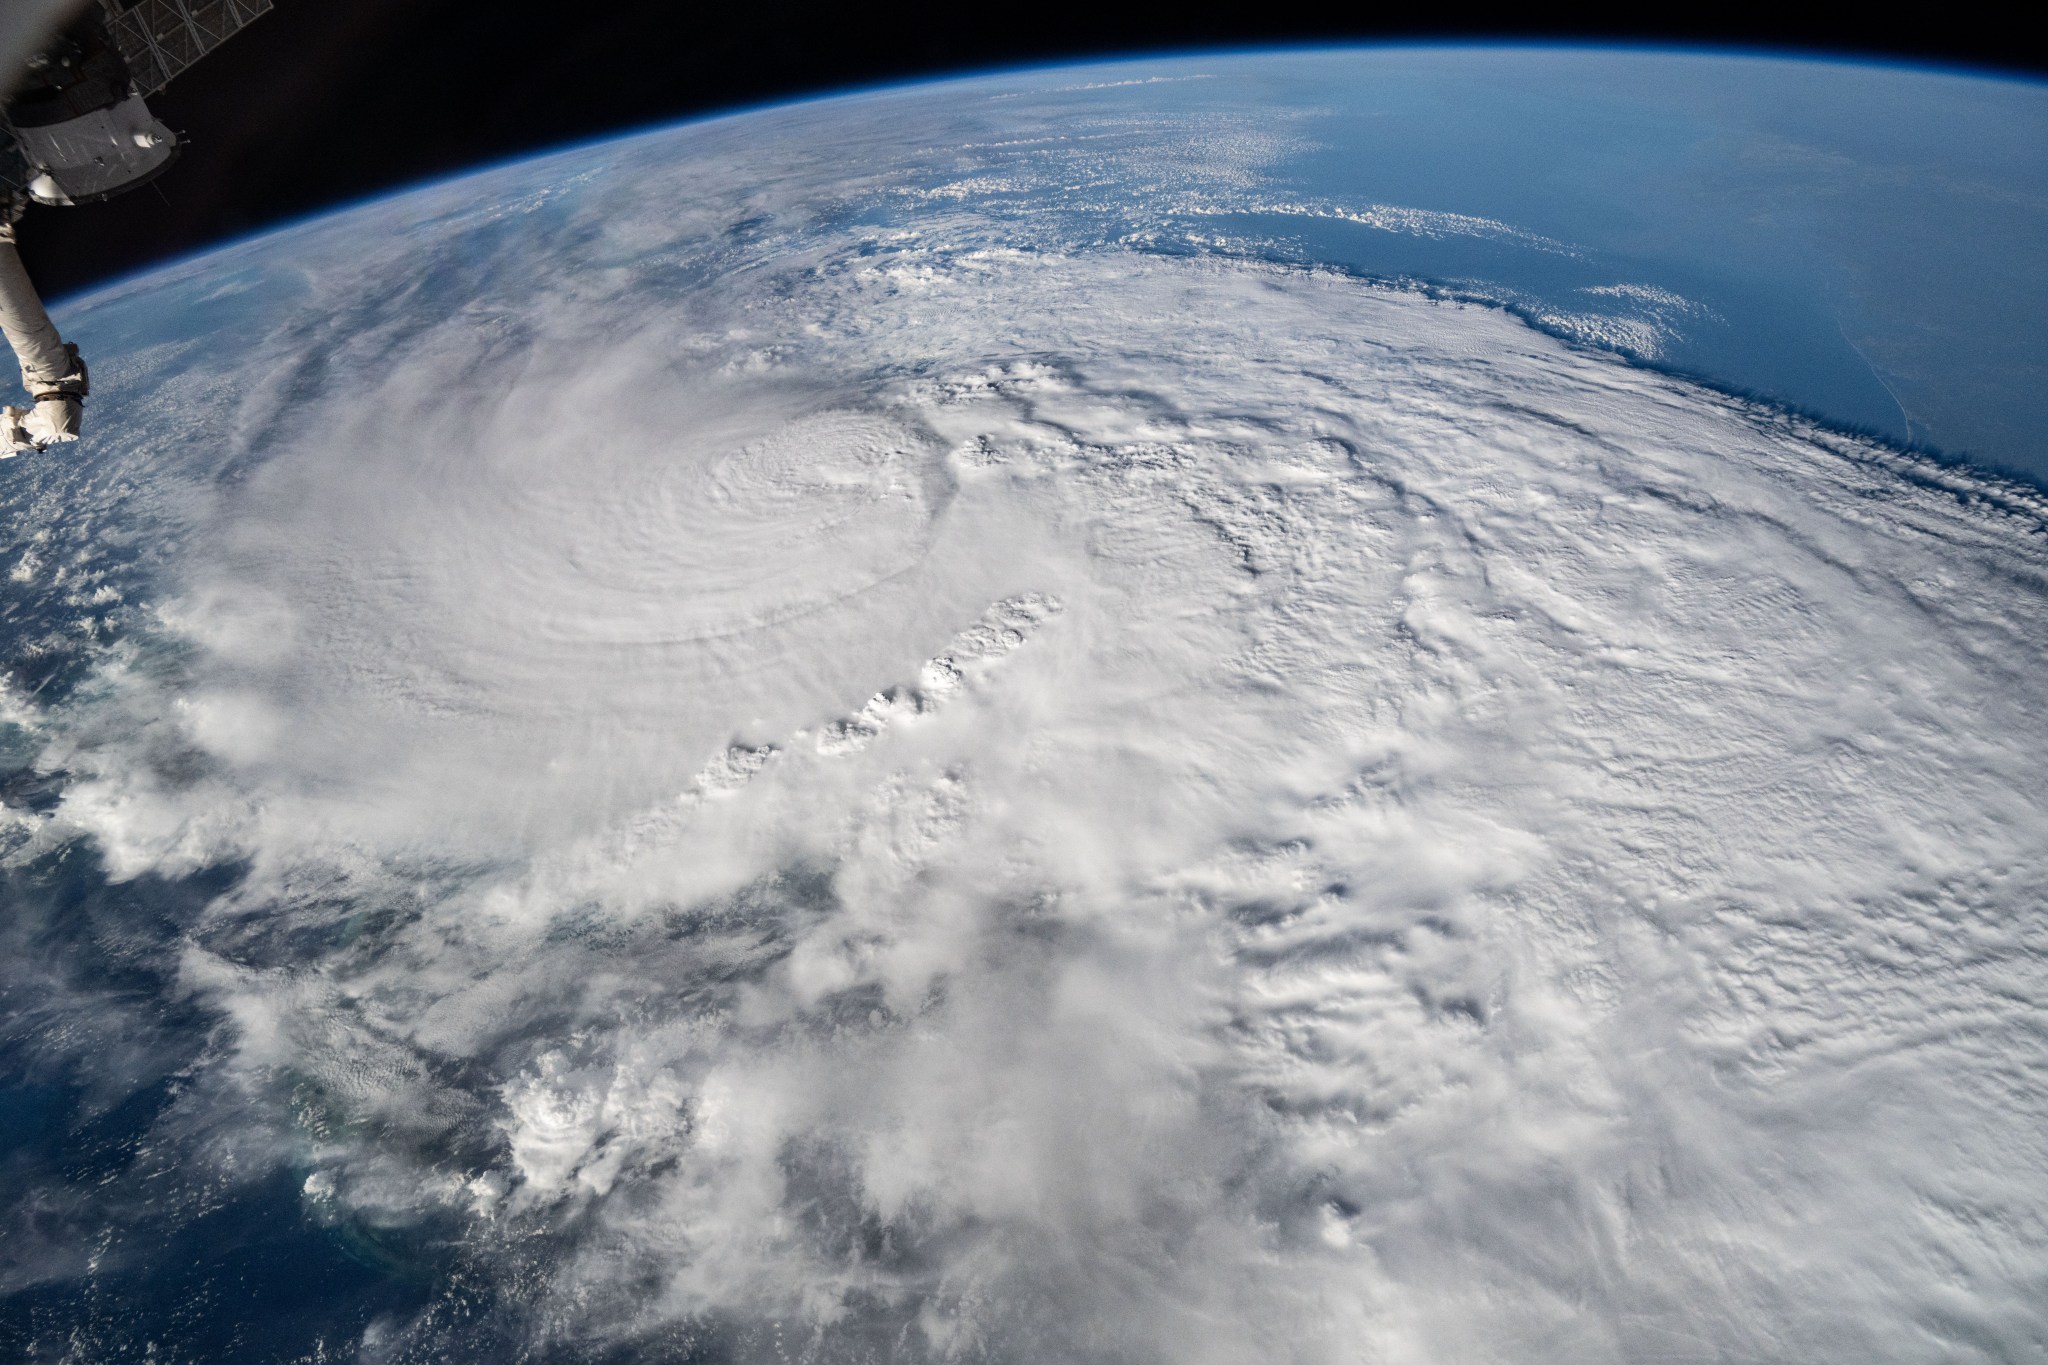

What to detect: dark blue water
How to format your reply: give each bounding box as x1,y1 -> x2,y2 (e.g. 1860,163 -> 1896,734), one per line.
1209,210 -> 1914,442
1219,48 -> 2048,481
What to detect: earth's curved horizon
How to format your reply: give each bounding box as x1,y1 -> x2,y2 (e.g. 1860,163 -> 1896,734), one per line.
60,42 -> 2048,490
4,45 -> 2047,1365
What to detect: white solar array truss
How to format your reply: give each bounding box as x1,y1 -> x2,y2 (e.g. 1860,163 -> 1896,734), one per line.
100,0 -> 273,96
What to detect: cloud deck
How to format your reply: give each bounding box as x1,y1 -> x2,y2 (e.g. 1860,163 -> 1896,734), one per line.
3,69 -> 2046,1364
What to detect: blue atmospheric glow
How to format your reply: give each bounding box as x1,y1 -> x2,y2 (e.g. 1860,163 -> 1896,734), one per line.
54,46 -> 2048,481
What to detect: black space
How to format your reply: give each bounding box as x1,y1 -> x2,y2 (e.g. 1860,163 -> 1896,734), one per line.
14,2 -> 2048,300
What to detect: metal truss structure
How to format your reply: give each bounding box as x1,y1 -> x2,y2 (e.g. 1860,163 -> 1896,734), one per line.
101,0 -> 273,96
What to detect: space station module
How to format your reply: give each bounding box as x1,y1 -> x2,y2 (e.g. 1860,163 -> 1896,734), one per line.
3,1 -> 270,457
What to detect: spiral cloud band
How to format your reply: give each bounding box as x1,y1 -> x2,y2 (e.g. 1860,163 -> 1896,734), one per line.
4,66 -> 2047,1365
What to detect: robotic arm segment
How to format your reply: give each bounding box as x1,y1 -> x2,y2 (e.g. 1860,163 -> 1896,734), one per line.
0,218 -> 87,456
2,2 -> 270,458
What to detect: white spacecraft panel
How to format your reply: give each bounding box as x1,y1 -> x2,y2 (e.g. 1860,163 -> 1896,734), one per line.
11,92 -> 176,203
100,0 -> 272,96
